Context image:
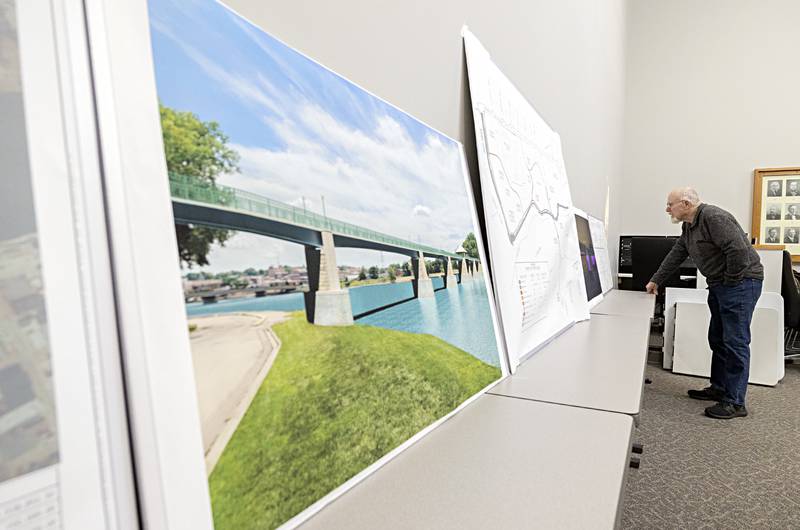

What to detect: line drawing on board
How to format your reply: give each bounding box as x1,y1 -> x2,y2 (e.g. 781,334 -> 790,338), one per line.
481,112 -> 570,244
464,26 -> 590,370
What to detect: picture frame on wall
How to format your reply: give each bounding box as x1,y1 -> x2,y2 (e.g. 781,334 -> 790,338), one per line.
752,167 -> 800,261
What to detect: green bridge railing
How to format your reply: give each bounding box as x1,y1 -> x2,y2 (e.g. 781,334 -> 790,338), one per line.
169,173 -> 474,261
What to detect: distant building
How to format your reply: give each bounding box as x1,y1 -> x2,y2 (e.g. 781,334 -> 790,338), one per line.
247,276 -> 265,287
183,279 -> 223,294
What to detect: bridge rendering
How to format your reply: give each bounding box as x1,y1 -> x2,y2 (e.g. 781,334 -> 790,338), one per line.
169,173 -> 482,325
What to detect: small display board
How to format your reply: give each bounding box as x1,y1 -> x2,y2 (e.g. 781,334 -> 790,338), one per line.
587,214 -> 614,294
573,209 -> 603,306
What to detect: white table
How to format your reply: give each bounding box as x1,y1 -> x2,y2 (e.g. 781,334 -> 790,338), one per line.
667,290 -> 785,386
490,314 -> 650,415
591,289 -> 656,318
298,394 -> 634,530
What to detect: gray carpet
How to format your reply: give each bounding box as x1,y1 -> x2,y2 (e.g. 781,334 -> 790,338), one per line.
621,362 -> 800,529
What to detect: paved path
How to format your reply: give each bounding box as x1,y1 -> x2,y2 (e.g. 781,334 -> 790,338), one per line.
188,311 -> 287,472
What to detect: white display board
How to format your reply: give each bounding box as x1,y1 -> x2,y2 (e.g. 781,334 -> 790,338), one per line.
1,0 -> 138,527
588,214 -> 614,293
463,27 -> 589,370
134,4 -> 511,530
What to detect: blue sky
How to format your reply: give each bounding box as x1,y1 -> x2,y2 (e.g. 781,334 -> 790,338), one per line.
148,0 -> 475,270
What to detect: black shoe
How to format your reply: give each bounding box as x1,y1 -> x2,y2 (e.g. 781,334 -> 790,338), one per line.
687,386 -> 725,401
704,401 -> 748,419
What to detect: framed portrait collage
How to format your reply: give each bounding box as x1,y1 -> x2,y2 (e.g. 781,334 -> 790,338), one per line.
752,167 -> 800,261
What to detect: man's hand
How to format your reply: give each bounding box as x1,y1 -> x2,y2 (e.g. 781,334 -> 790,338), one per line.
645,281 -> 659,294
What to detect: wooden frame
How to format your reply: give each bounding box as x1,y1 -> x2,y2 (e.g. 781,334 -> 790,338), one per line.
752,167 -> 800,262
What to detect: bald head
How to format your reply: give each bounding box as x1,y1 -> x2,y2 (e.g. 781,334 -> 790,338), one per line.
666,187 -> 702,224
668,187 -> 701,206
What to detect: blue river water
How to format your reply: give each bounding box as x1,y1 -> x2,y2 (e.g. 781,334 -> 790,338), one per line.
185,277 -> 500,367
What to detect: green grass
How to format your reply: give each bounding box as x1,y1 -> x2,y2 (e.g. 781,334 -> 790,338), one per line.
344,276 -> 409,287
344,277 -> 390,287
208,312 -> 500,529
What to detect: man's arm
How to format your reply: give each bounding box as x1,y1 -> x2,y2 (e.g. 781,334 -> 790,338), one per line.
705,214 -> 752,285
649,236 -> 689,290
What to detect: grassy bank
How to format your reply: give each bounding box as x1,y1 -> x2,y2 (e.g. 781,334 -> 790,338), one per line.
344,276 -> 412,287
208,312 -> 500,529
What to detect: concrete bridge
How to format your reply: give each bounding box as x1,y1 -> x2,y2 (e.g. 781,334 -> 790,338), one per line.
170,173 -> 481,325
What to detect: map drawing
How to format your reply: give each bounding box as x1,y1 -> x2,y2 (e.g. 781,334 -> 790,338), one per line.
463,27 -> 589,370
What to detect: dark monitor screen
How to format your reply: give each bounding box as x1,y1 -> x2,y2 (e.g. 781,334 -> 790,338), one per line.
631,236 -> 684,291
574,214 -> 602,300
619,235 -> 696,275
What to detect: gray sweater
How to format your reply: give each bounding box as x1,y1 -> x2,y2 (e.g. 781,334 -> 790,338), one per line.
650,203 -> 763,287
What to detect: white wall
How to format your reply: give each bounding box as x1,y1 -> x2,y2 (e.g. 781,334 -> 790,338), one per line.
621,0 -> 800,238
225,0 -> 628,261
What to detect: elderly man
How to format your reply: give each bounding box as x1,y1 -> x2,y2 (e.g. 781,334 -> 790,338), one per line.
764,226 -> 781,245
766,205 -> 781,220
765,227 -> 780,244
646,188 -> 763,419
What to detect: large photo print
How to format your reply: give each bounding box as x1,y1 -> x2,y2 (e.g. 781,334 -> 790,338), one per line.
148,1 -> 505,528
0,0 -> 59,487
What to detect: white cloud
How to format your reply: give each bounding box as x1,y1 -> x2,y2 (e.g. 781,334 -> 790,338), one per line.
151,17 -> 287,119
165,18 -> 476,268
412,205 -> 432,217
217,102 -> 474,266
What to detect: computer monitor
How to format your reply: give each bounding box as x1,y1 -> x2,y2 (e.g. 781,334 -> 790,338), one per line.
574,213 -> 603,302
619,235 -> 695,271
631,236 -> 684,291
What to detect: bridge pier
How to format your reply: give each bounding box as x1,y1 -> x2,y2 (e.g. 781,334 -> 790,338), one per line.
304,231 -> 353,326
445,257 -> 457,289
461,260 -> 471,281
411,251 -> 434,299
459,259 -> 469,283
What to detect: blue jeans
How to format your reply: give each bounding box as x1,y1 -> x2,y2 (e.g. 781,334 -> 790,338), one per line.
706,278 -> 763,406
